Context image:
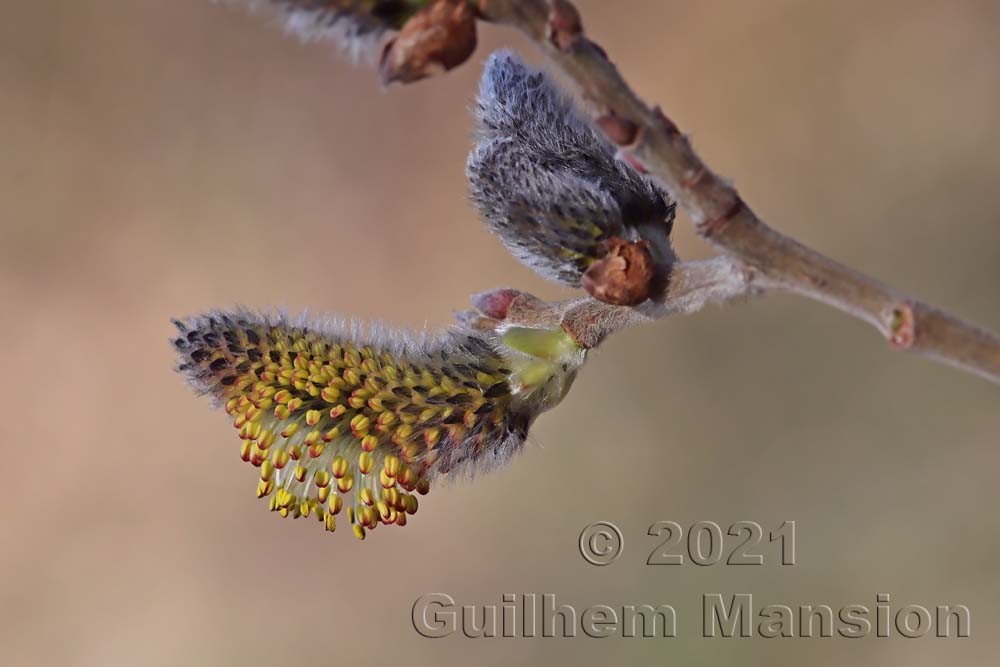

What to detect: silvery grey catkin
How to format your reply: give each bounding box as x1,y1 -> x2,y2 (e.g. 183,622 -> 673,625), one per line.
467,50 -> 677,286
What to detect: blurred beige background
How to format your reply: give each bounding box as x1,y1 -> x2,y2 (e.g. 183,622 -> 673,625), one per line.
2,1 -> 999,665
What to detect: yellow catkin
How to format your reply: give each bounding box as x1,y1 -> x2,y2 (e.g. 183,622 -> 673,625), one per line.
173,310 -> 584,540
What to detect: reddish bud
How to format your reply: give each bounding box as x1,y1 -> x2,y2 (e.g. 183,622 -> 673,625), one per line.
581,237 -> 656,306
596,111 -> 639,146
379,0 -> 478,86
889,303 -> 916,349
471,288 -> 523,320
547,0 -> 583,51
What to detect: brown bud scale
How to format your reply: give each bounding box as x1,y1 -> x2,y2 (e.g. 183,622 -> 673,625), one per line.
581,237 -> 656,306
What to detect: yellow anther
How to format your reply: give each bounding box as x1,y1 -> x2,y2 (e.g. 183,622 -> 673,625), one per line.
392,492 -> 407,511
350,414 -> 371,435
256,430 -> 275,450
306,409 -> 321,426
331,456 -> 349,478
256,478 -> 274,498
276,488 -> 293,509
358,451 -> 374,475
337,473 -> 355,493
269,449 -> 288,470
383,454 -> 401,477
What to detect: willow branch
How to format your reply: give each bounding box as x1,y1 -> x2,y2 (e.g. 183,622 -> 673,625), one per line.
483,256 -> 758,348
475,0 -> 1000,384
558,256 -> 760,349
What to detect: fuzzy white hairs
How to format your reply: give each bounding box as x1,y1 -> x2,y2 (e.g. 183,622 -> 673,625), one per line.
467,50 -> 677,286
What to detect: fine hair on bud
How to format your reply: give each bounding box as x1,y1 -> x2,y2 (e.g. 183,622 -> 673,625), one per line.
467,50 -> 677,288
171,308 -> 585,539
230,0 -> 418,63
